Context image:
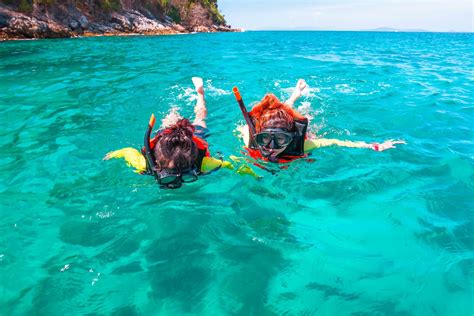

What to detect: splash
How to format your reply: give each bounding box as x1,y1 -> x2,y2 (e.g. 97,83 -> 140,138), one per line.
176,86 -> 198,102
205,79 -> 231,96
160,106 -> 183,129
335,84 -> 356,94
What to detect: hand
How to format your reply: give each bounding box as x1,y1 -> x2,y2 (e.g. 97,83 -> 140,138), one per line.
296,79 -> 307,92
293,79 -> 307,98
192,77 -> 204,95
375,139 -> 406,151
103,152 -> 113,160
286,79 -> 308,107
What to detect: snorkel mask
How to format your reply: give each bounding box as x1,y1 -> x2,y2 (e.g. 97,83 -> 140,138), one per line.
156,166 -> 199,189
255,128 -> 295,162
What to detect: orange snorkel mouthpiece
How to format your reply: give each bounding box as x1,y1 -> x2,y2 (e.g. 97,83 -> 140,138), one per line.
232,86 -> 242,101
149,113 -> 156,128
232,86 -> 257,137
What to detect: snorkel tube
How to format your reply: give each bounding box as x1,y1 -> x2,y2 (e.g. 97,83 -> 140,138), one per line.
232,86 -> 257,143
144,114 -> 160,182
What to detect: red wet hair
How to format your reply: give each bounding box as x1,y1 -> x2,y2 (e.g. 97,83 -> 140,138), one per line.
249,94 -> 305,132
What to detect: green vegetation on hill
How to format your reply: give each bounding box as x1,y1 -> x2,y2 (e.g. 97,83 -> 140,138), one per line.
0,0 -> 226,25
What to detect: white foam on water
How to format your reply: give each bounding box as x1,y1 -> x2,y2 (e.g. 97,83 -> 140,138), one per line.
280,85 -> 321,102
60,264 -> 70,272
308,115 -> 327,137
175,80 -> 231,100
91,272 -> 101,286
296,101 -> 313,118
274,79 -> 290,89
160,106 -> 183,129
157,80 -> 223,131
335,83 -> 356,94
205,79 -> 231,96
96,211 -> 115,219
252,236 -> 265,244
297,54 -> 342,62
279,87 -> 293,99
358,91 -> 377,96
303,86 -> 321,98
176,86 -> 198,102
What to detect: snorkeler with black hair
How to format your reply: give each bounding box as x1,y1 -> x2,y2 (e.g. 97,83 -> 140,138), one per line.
234,79 -> 405,164
104,77 -> 257,189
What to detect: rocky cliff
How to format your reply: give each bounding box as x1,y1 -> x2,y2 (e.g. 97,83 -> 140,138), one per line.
0,0 -> 235,40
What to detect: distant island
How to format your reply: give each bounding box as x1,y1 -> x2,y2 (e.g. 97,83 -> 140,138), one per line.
366,27 -> 430,32
0,0 -> 238,40
246,26 -> 434,33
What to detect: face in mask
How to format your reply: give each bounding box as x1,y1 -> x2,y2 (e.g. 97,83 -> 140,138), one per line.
156,166 -> 199,189
255,128 -> 294,160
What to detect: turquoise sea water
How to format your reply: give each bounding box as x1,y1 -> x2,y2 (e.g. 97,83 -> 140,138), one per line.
0,31 -> 473,315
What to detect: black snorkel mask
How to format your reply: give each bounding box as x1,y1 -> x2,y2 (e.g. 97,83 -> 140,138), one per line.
156,167 -> 199,189
255,128 -> 295,162
144,114 -> 199,189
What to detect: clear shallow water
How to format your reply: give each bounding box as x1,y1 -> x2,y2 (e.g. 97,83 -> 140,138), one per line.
0,31 -> 473,315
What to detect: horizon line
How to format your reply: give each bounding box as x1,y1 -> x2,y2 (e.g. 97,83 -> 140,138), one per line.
235,28 -> 473,34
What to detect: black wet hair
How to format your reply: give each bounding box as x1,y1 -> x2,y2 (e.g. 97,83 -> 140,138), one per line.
154,119 -> 198,171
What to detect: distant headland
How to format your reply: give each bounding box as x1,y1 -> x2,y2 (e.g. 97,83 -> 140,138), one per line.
0,0 -> 239,41
366,27 -> 430,32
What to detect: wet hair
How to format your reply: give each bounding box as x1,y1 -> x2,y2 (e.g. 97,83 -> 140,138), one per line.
249,94 -> 295,132
154,119 -> 198,170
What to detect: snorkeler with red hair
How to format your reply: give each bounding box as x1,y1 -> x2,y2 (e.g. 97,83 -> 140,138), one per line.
104,77 -> 257,189
235,79 -> 405,164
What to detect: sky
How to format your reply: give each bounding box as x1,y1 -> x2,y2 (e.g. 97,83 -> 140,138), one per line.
218,0 -> 473,32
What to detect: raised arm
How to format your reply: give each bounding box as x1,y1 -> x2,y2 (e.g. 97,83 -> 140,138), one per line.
191,77 -> 207,128
285,79 -> 307,108
304,138 -> 406,153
